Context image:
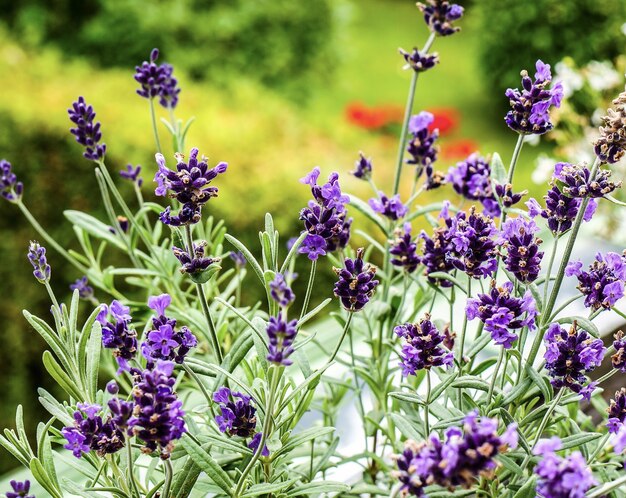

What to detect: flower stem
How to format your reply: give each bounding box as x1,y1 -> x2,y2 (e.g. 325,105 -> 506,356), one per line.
424,370 -> 431,436
458,279 -> 472,363
392,32 -> 436,196
149,98 -> 162,154
589,474 -> 626,498
233,366 -> 280,498
299,259 -> 317,320
162,458 -> 173,498
488,348 -> 505,403
328,312 -> 354,363
126,441 -> 142,498
17,201 -> 88,274
184,224 -> 223,364
587,432 -> 610,465
507,134 -> 525,184
541,236 -> 560,309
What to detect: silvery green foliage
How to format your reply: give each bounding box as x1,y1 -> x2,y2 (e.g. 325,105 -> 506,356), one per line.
2,7 -> 626,498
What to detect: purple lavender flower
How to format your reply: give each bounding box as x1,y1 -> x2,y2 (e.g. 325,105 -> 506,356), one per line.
467,281 -> 538,348
533,437 -> 597,498
406,112 -> 439,169
369,193 -> 408,221
27,241 -> 51,284
566,252 -> 626,311
172,241 -> 219,275
97,301 -> 137,372
1,160 -> 23,203
229,251 -> 246,268
499,216 -> 544,283
399,47 -> 439,73
134,49 -> 181,109
269,273 -> 295,307
351,152 -> 372,180
527,186 -> 598,235
129,360 -> 186,458
333,248 -> 379,311
612,331 -> 626,372
62,403 -> 127,458
607,388 -> 626,433
395,314 -> 453,375
6,480 -> 34,498
544,322 -> 605,400
68,96 -> 106,161
494,183 -> 526,208
417,0 -> 464,37
612,424 -> 626,454
393,411 -> 517,495
70,276 -> 95,301
446,153 -> 498,216
554,162 -> 620,198
419,226 -> 454,287
266,314 -> 298,366
120,164 -> 143,187
213,387 -> 269,456
390,223 -> 420,273
154,149 -> 227,226
505,60 -> 563,135
299,167 -> 351,260
141,294 -> 197,366
595,90 -> 626,164
106,380 -> 119,394
445,207 -> 499,279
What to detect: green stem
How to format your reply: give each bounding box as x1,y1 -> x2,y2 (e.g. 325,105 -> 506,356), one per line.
182,363 -> 216,418
542,237 -> 560,309
349,327 -> 368,454
162,458 -> 173,498
424,370 -> 431,436
149,98 -> 163,154
233,367 -> 280,498
126,441 -> 142,498
184,224 -> 223,364
328,313 -> 354,363
392,32 -> 436,195
507,134 -> 525,184
458,279 -> 472,363
587,432 -> 610,465
488,348 -> 504,403
588,474 -> 626,498
18,201 -> 88,274
299,259 -> 317,320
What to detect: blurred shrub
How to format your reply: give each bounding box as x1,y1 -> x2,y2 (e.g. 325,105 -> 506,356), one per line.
0,0 -> 339,97
475,0 -> 626,97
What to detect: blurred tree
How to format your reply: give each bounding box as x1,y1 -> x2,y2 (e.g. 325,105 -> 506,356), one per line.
476,0 -> 626,99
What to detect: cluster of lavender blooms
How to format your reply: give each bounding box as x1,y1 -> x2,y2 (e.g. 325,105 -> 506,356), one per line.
6,481 -> 34,498
213,388 -> 268,456
155,149 -> 227,226
394,412 -> 517,496
134,48 -> 181,109
298,166 -> 351,260
533,438 -> 597,498
467,281 -> 538,349
7,4 -> 626,498
543,322 -> 605,400
395,314 -> 453,376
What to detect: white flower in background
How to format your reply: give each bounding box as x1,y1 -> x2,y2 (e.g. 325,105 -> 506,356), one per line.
555,61 -> 584,98
532,154 -> 556,184
621,22 -> 626,36
523,134 -> 540,146
586,61 -> 621,92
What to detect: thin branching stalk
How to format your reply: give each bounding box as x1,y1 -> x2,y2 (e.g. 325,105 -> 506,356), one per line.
329,312 -> 354,363
126,441 -> 142,498
149,98 -> 163,154
299,259 -> 317,320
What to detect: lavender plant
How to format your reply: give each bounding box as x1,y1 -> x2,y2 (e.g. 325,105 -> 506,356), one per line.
3,3 -> 626,498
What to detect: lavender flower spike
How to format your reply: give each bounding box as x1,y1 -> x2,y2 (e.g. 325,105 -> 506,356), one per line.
544,322 -> 605,400
269,273 -> 295,308
394,314 -> 453,375
135,48 -> 181,109
68,96 -> 106,161
369,192 -> 408,221
566,251 -> 626,311
406,111 -> 439,169
351,152 -> 372,180
27,241 -> 51,284
417,0 -> 464,37
6,480 -> 34,498
1,160 -> 24,203
120,164 -> 143,187
390,223 -> 420,273
399,47 -> 439,73
499,216 -> 544,283
70,276 -> 95,302
533,437 -> 597,498
129,360 -> 186,458
505,60 -> 563,135
607,388 -> 626,433
266,314 -> 298,366
333,248 -> 379,311
595,88 -> 626,164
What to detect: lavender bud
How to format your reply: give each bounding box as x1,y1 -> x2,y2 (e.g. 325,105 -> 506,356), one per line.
389,223 -> 420,273
607,387 -> 626,434
6,480 -> 34,498
595,89 -> 626,164
106,380 -> 119,395
68,96 -> 106,161
119,164 -> 143,187
269,273 -> 295,307
369,192 -> 407,221
417,0 -> 464,37
27,241 -> 51,284
0,160 -> 24,204
70,276 -> 95,301
333,248 -> 379,312
394,314 -> 453,375
266,313 -> 298,366
350,152 -> 373,180
399,47 -> 439,73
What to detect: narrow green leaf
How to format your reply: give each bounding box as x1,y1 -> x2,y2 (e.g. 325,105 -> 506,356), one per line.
86,322 -> 102,400
225,233 -> 264,284
347,195 -> 387,234
285,481 -> 350,497
42,351 -> 84,401
179,435 -> 234,495
512,476 -> 537,498
64,210 -> 126,250
30,457 -> 63,498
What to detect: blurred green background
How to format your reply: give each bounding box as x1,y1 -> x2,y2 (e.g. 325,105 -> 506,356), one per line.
1,0 -> 625,473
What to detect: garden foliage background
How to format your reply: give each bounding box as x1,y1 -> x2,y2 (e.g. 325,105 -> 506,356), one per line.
0,0 -> 625,475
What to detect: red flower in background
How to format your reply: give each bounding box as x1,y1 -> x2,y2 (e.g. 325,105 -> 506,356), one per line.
442,139 -> 480,159
345,102 -> 460,136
